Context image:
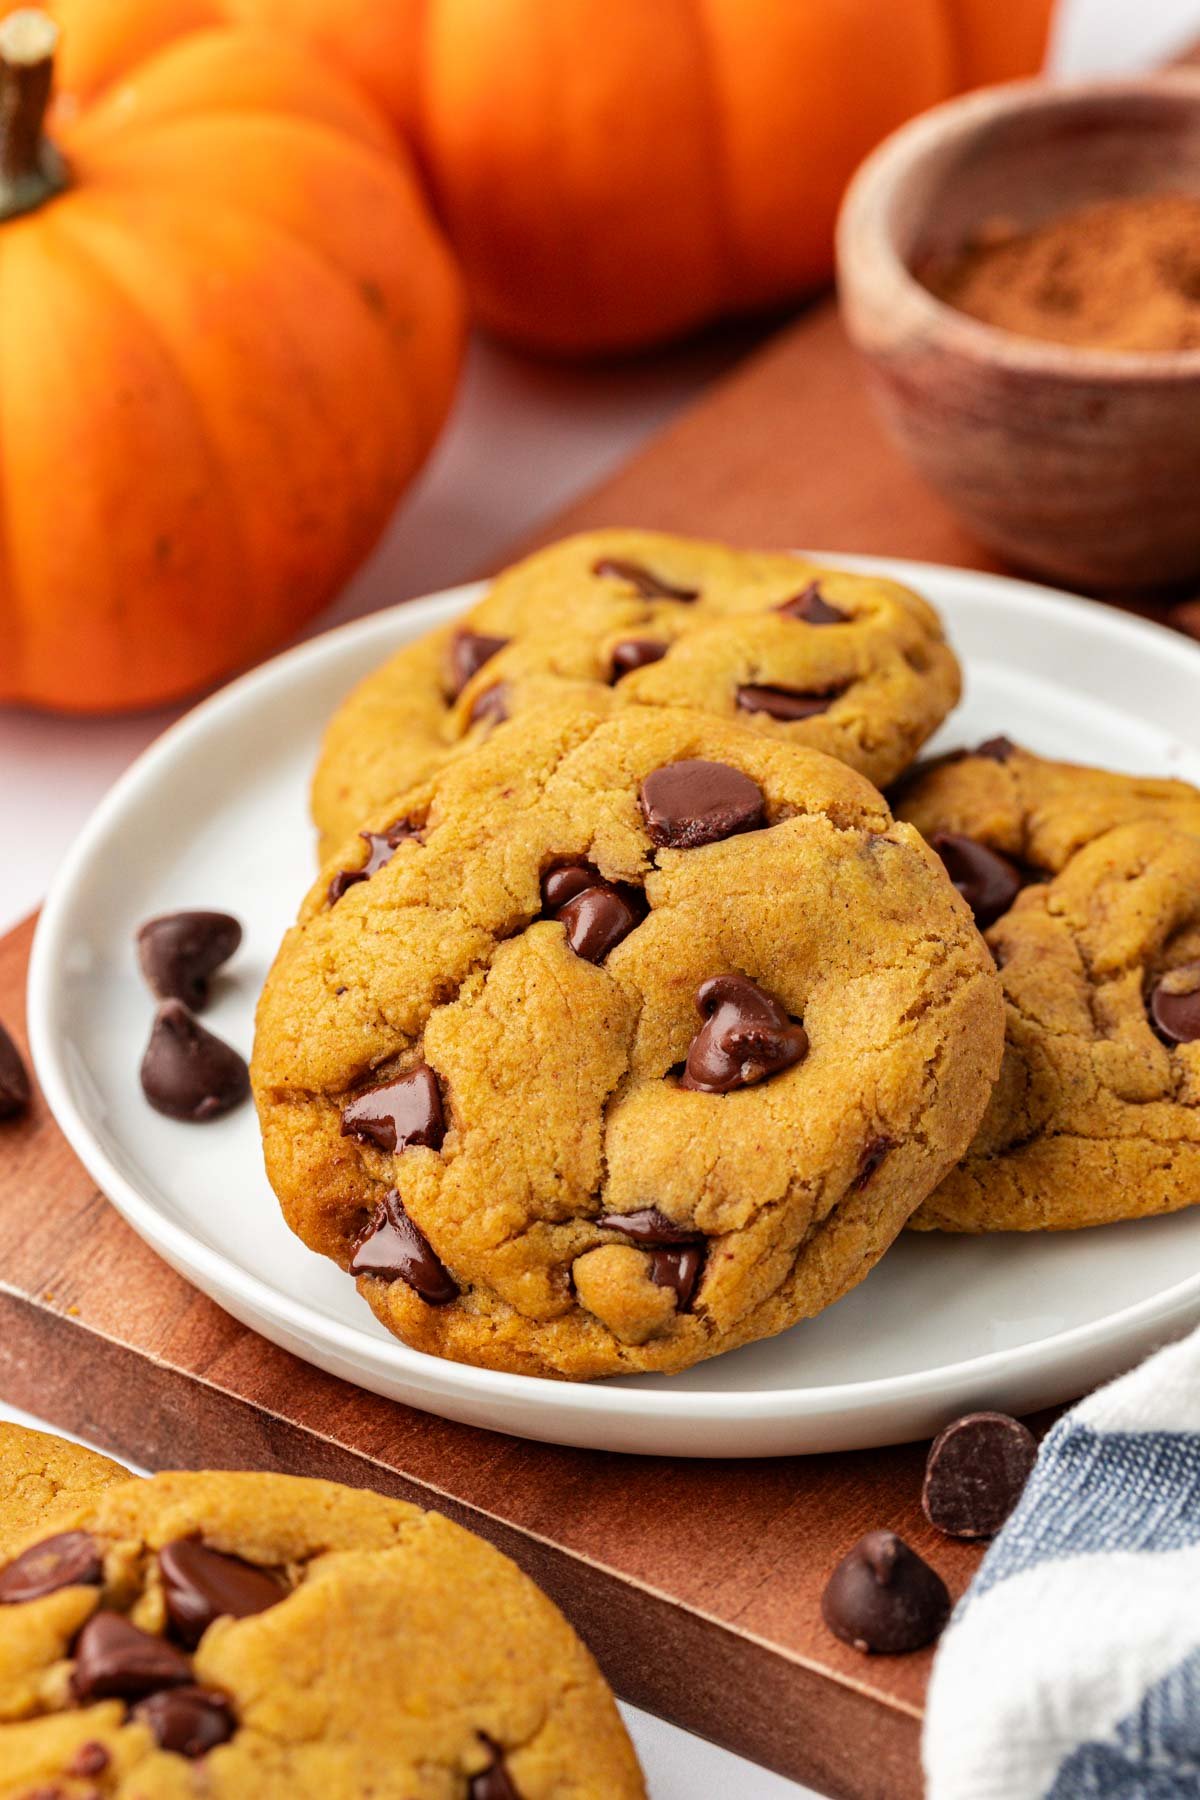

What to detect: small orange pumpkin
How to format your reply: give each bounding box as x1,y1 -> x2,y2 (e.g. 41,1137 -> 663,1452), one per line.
0,7 -> 463,712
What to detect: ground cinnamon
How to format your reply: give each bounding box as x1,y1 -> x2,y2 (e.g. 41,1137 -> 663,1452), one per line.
920,193 -> 1200,352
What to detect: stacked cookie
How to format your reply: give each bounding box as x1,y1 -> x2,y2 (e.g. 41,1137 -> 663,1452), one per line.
0,1422 -> 644,1796
250,528 -> 1200,1383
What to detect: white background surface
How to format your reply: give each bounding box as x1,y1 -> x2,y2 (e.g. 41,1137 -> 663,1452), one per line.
3,4 -> 1198,1794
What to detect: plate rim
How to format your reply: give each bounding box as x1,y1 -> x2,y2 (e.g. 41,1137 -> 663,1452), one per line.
27,554 -> 1200,1435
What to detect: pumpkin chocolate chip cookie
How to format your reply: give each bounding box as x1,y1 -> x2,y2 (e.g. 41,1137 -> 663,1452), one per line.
0,1467 -> 644,1798
896,740 -> 1200,1231
310,528 -> 961,857
0,1425 -> 129,1561
256,699 -> 1004,1379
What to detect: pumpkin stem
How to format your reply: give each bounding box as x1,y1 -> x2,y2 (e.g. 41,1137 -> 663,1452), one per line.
0,9 -> 66,221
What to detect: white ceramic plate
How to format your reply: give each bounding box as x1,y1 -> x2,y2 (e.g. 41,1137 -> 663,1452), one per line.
28,557 -> 1200,1458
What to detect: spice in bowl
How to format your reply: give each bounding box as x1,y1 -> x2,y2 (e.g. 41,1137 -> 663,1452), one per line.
920,193 -> 1200,352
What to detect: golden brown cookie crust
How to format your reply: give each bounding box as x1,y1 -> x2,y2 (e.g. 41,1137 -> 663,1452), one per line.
0,1425 -> 130,1560
0,1469 -> 644,1798
258,700 -> 1004,1379
897,743 -> 1200,1232
311,529 -> 961,857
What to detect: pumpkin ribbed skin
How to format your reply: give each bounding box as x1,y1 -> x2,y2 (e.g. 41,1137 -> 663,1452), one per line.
0,17 -> 462,711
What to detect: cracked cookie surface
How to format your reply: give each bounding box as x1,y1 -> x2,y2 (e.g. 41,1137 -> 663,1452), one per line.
896,741 -> 1200,1231
0,1428 -> 129,1562
311,529 -> 961,857
0,1467 -> 643,1798
257,700 -> 1004,1379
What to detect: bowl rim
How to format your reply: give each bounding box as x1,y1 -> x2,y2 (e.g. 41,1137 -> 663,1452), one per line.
836,69 -> 1200,380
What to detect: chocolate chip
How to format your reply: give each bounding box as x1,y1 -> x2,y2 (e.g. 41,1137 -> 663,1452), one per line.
0,1021 -> 31,1120
135,912 -> 242,1010
350,1190 -> 458,1304
469,1738 -> 523,1800
469,684 -> 509,726
974,736 -> 1017,762
852,1137 -> 895,1190
922,1412 -> 1037,1539
68,1743 -> 109,1778
1149,963 -> 1200,1045
649,1244 -> 705,1312
680,975 -> 807,1093
132,1685 -> 236,1758
0,1532 -> 102,1604
737,683 -> 841,721
539,859 -> 643,963
139,1001 -> 249,1123
610,638 -> 668,680
541,860 -> 602,912
159,1539 -> 286,1650
821,1531 -> 950,1655
778,582 -> 847,625
592,557 -> 698,601
71,1613 -> 193,1702
450,630 -> 508,699
341,1066 -> 446,1155
931,832 -> 1022,928
328,819 -> 419,905
639,760 -> 765,850
596,1206 -> 696,1244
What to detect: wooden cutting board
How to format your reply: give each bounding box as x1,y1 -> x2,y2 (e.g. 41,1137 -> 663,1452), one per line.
0,301 -> 1187,1799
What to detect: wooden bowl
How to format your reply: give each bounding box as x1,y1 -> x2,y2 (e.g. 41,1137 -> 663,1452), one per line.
837,76 -> 1200,593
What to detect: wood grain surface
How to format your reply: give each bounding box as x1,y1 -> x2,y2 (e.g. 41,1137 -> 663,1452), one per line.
0,297 -> 1175,1799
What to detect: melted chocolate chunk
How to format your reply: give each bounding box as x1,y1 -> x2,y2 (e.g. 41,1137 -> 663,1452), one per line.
639,760 -> 765,850
0,1021 -> 30,1121
469,1738 -> 523,1800
541,860 -> 601,912
736,683 -> 841,722
469,684 -> 509,726
139,1001 -> 249,1123
450,631 -> 509,699
596,1206 -> 696,1245
132,1685 -> 236,1758
341,1066 -> 446,1155
610,638 -> 668,680
922,1412 -> 1037,1539
680,975 -> 807,1094
136,912 -> 242,1010
159,1539 -> 286,1649
71,1613 -> 193,1703
592,557 -> 698,602
931,832 -> 1022,928
852,1137 -> 896,1191
328,819 -> 419,905
0,1532 -> 102,1604
777,583 -> 847,625
1149,963 -> 1200,1045
974,736 -> 1017,762
540,859 -> 643,963
821,1531 -> 950,1655
648,1244 -> 705,1312
350,1190 -> 458,1304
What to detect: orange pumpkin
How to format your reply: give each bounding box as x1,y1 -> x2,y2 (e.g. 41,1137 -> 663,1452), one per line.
0,8 -> 462,712
36,0 -> 1054,353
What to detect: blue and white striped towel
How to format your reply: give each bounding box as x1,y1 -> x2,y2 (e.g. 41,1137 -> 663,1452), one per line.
924,1327 -> 1200,1799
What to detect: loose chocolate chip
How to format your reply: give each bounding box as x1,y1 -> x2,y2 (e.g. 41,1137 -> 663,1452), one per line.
778,583 -> 847,625
736,683 -> 841,722
350,1190 -> 458,1305
922,1412 -> 1037,1539
135,912 -> 242,1010
680,975 -> 807,1094
159,1539 -> 286,1649
68,1743 -> 110,1778
341,1066 -> 446,1155
610,638 -> 668,680
132,1685 -> 236,1758
0,1532 -> 102,1604
71,1613 -> 193,1703
592,557 -> 698,602
540,859 -> 643,963
328,819 -> 419,905
1149,963 -> 1200,1045
596,1205 -> 696,1245
450,631 -> 509,699
931,832 -> 1022,928
639,759 -> 765,850
821,1531 -> 950,1655
0,1021 -> 31,1120
469,684 -> 509,726
139,1001 -> 249,1123
469,1738 -> 523,1800
649,1244 -> 705,1312
974,736 -> 1017,762
852,1137 -> 896,1191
